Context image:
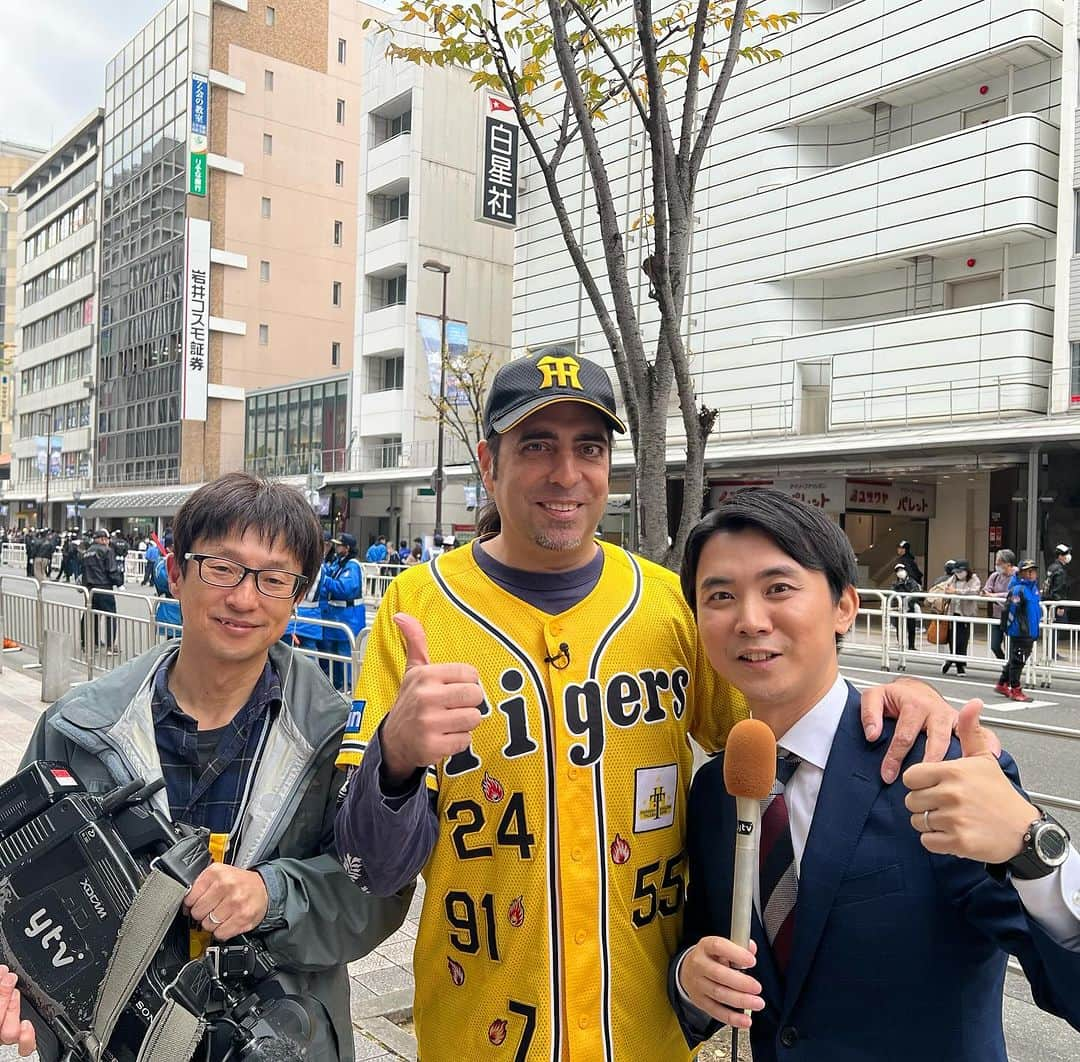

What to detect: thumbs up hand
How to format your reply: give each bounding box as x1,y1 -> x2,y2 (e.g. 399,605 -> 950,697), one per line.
903,700 -> 1038,863
379,613 -> 485,785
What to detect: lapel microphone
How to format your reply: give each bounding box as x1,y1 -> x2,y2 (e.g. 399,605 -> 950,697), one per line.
544,643 -> 571,669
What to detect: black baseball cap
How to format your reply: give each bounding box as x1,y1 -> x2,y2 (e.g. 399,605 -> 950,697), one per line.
483,352 -> 626,436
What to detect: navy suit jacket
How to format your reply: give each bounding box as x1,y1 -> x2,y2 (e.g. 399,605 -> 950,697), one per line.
671,683 -> 1080,1061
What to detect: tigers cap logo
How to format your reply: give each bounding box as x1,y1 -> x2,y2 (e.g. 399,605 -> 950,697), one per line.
536,354 -> 582,390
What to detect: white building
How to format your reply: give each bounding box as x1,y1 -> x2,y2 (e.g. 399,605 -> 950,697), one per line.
514,0 -> 1080,583
333,37 -> 514,548
10,112 -> 102,530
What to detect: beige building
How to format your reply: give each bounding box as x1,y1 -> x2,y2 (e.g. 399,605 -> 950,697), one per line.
89,0 -> 378,527
0,140 -> 44,496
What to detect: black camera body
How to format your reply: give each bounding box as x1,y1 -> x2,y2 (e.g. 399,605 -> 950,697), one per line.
0,763 -> 335,1062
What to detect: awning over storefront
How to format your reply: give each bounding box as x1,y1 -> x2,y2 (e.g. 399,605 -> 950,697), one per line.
85,486 -> 201,518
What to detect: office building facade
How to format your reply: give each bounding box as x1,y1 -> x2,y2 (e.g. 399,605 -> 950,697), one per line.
514,0 -> 1076,580
89,0 -> 371,527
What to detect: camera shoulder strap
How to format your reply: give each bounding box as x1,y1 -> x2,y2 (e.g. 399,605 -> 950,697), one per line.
89,866 -> 204,1062
133,998 -> 205,1062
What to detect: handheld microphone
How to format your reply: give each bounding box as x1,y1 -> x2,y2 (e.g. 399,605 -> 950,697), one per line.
722,719 -> 776,1053
544,642 -> 571,669
723,719 -> 777,950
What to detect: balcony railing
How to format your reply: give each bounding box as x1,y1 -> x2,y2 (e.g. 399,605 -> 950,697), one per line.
244,436 -> 477,480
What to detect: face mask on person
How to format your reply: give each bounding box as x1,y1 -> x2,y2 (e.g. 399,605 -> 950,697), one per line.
996,564 -> 1006,574
1064,554 -> 1073,565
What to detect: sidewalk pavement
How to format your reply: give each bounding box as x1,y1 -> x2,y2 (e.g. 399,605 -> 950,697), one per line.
0,662 -> 421,1062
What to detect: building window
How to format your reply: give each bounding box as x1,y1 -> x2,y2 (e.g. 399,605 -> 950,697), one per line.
333,220 -> 343,246
337,38 -> 347,63
332,281 -> 342,307
260,260 -> 271,282
336,99 -> 346,124
259,324 -> 269,346
331,341 -> 341,367
377,437 -> 402,468
370,190 -> 409,228
371,104 -> 412,147
334,159 -> 344,185
261,196 -> 272,218
1071,342 -> 1080,404
370,272 -> 407,310
944,273 -> 1002,310
962,98 -> 1006,128
367,354 -> 404,392
264,69 -> 274,91
265,5 -> 275,26
263,133 -> 273,155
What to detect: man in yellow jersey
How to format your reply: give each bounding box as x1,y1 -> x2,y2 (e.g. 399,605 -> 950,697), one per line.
334,352 -> 958,1061
0,474 -> 410,1062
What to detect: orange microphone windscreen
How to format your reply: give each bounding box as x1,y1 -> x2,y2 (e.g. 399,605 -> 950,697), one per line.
723,719 -> 777,799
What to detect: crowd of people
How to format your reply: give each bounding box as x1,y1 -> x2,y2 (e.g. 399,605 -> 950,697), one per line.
0,352 -> 1074,1061
889,541 -> 1072,701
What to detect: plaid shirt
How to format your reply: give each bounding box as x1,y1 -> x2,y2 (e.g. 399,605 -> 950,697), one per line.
153,658 -> 282,841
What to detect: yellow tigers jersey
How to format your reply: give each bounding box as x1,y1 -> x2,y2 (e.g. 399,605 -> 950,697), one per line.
337,541 -> 748,1061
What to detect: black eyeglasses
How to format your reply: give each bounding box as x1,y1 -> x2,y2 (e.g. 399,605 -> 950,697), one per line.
184,553 -> 309,599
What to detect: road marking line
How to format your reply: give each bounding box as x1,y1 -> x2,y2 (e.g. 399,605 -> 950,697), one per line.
844,678 -> 1051,711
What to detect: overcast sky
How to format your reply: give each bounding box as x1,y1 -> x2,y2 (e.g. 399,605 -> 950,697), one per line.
1,2 -> 164,150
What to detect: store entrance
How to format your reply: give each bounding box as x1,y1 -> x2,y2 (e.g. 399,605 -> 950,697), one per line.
842,513 -> 929,589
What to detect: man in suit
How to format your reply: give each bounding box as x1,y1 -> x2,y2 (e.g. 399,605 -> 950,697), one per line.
670,488 -> 1080,1061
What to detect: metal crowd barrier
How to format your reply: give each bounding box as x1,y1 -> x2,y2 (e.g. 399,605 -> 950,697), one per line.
0,581 -> 366,697
0,545 -> 148,585
360,562 -> 407,604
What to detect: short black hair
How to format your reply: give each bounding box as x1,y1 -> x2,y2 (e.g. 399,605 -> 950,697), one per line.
681,487 -> 858,612
173,472 -> 322,598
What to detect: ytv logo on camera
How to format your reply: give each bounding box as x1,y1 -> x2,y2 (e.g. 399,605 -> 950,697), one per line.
24,905 -> 84,968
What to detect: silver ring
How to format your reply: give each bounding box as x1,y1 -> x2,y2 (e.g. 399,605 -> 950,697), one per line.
923,809 -> 933,833
207,911 -> 223,926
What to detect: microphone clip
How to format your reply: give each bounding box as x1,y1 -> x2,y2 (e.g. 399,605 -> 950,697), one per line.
544,642 -> 571,669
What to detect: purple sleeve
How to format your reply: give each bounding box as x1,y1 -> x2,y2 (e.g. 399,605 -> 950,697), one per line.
333,725 -> 438,897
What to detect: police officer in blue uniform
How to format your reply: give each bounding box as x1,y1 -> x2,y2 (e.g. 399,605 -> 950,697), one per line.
320,532 -> 364,690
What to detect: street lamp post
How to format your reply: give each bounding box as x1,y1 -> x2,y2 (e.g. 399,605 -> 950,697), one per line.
72,490 -> 82,533
423,259 -> 451,538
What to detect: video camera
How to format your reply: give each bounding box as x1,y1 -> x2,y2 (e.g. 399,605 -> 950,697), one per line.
0,762 -> 336,1062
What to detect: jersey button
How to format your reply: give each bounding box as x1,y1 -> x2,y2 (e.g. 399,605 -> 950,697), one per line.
574,929 -> 586,945
577,1015 -> 589,1029
550,623 -> 563,637
567,766 -> 579,781
571,847 -> 583,862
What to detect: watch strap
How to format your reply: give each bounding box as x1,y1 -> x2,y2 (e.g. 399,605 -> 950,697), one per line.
988,810 -> 1070,882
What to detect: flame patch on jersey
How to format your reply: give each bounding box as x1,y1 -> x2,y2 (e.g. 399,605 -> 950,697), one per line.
488,1018 -> 508,1046
508,895 -> 525,928
480,770 -> 505,803
610,833 -> 631,865
448,957 -> 465,986
633,763 -> 677,833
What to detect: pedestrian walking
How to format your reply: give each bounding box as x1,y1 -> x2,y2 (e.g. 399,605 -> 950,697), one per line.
895,539 -> 923,588
942,560 -> 981,675
891,562 -> 920,650
983,549 -> 1017,660
80,529 -> 124,655
995,559 -> 1042,702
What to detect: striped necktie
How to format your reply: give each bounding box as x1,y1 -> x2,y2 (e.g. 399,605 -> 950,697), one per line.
759,753 -> 802,973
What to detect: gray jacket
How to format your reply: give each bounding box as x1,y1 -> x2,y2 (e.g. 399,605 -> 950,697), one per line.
21,641 -> 412,1062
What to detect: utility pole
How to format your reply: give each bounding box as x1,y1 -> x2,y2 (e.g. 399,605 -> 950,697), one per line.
423,259 -> 451,538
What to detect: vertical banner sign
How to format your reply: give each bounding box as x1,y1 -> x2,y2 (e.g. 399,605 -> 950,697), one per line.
189,74 -> 209,196
417,315 -> 469,403
478,94 -> 518,227
182,218 -> 211,421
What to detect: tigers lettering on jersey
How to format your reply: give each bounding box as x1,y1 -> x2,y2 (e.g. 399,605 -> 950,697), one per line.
444,664 -> 690,777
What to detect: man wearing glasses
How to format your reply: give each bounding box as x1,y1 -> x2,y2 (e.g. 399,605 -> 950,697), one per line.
0,473 -> 411,1061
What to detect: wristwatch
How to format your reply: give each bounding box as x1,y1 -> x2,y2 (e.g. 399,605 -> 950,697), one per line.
988,809 -> 1071,881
